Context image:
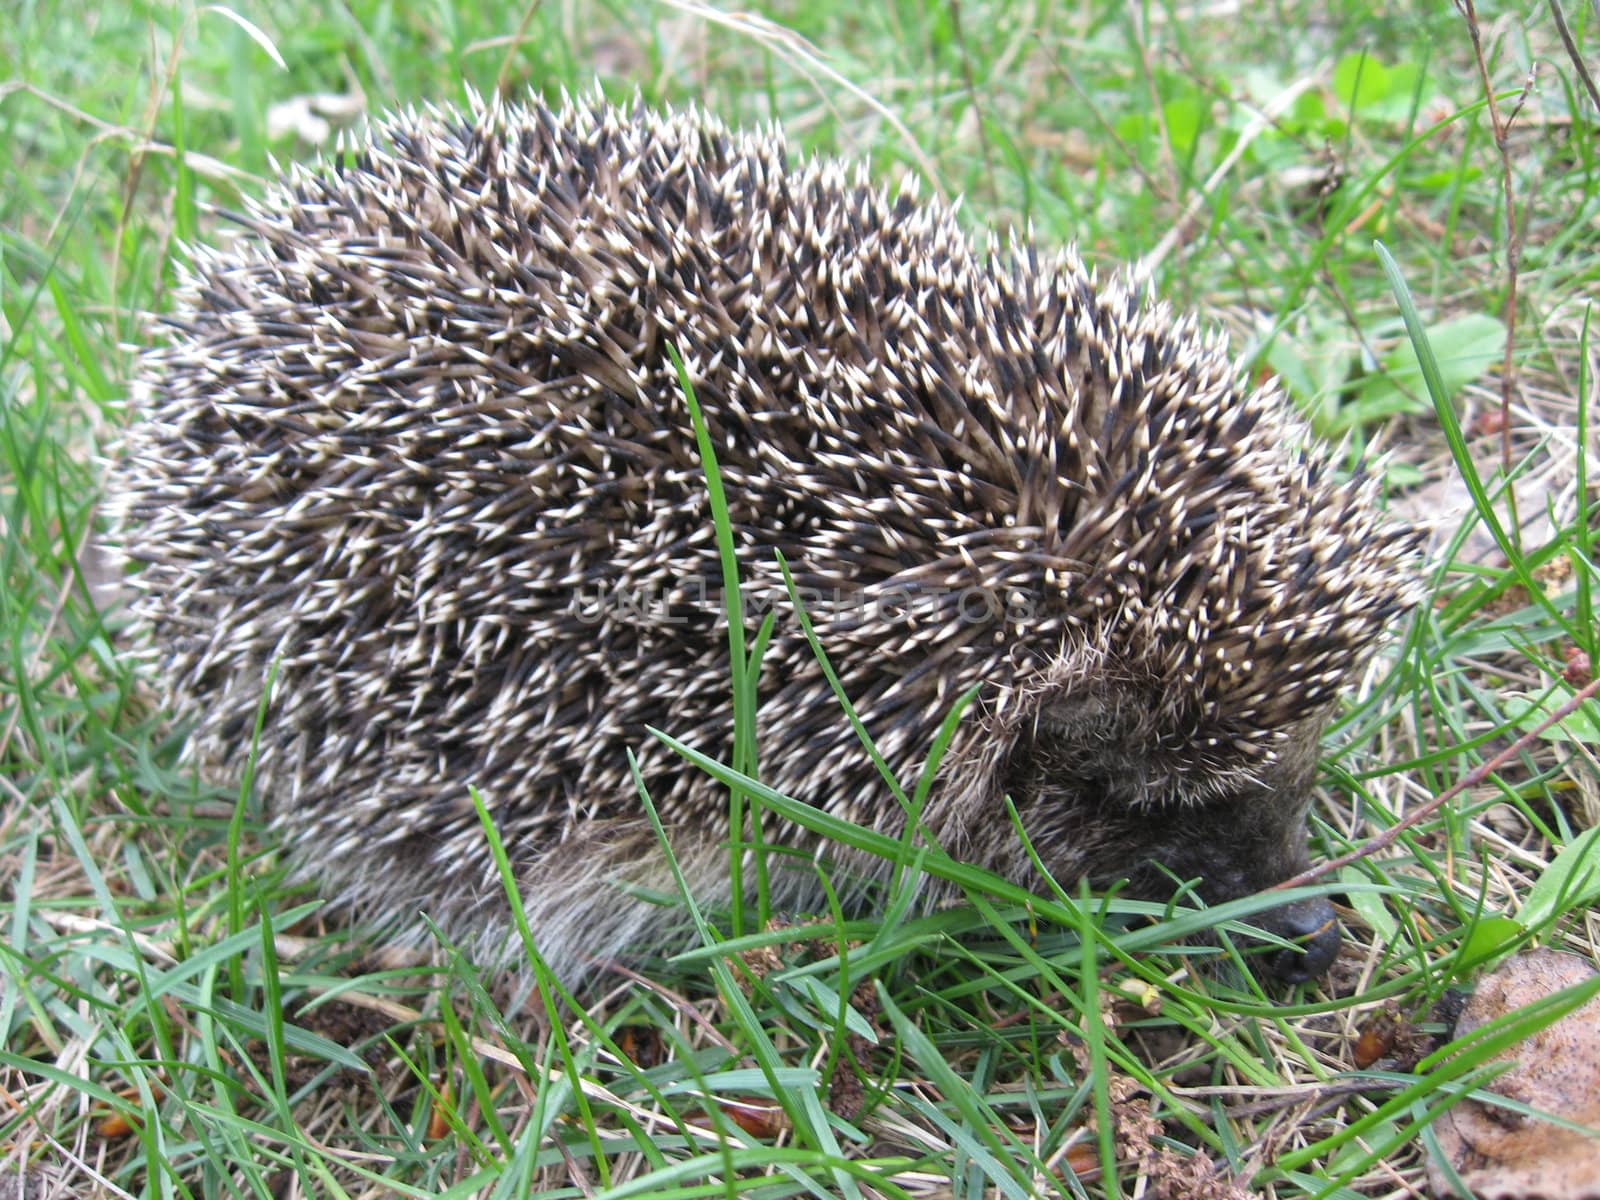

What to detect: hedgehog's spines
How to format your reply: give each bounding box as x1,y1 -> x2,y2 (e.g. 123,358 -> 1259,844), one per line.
107,91 -> 1423,986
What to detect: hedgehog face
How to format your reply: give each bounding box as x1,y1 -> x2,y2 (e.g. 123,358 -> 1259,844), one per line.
1004,702 -> 1340,980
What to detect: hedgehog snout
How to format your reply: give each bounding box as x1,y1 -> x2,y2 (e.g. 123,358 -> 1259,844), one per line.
1123,761 -> 1343,980
1153,836 -> 1343,982
1252,896 -> 1341,982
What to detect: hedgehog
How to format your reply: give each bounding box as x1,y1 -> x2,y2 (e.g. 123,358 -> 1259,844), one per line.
104,92 -> 1424,988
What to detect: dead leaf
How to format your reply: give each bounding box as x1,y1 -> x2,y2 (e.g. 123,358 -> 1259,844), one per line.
1428,949 -> 1600,1198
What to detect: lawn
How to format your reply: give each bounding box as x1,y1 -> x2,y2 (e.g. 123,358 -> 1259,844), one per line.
2,1 -> 1597,1197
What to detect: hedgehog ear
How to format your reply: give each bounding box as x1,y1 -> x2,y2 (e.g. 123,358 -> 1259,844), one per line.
1032,687 -> 1171,805
1037,690 -> 1138,753
1032,685 -> 1255,809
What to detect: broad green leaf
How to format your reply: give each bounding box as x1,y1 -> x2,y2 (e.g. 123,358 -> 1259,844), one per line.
1350,313 -> 1504,429
1163,96 -> 1205,156
1340,866 -> 1400,944
1504,685 -> 1600,743
1520,827 -> 1600,932
1333,52 -> 1392,113
1268,323 -> 1355,432
1459,915 -> 1524,966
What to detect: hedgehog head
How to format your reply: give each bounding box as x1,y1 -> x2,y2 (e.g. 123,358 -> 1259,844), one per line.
903,271 -> 1426,975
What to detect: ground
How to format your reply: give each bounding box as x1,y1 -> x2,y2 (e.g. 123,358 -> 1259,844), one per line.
1,2 -> 1597,1197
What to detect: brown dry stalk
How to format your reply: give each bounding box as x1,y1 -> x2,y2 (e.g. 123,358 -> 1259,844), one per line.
1455,0 -> 1534,533
1275,673 -> 1600,891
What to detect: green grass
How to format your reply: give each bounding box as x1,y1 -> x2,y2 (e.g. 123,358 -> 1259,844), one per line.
3,1 -> 1598,1196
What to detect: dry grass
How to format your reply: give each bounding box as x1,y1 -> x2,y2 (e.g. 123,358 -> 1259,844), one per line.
2,1 -> 1597,1196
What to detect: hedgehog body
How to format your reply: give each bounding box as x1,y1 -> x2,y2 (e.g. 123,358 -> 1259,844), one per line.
107,94 -> 1422,984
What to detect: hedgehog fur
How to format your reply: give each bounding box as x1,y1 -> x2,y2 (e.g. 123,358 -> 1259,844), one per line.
105,92 -> 1424,986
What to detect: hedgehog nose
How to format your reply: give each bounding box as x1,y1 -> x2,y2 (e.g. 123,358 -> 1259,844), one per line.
1259,896 -> 1341,983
